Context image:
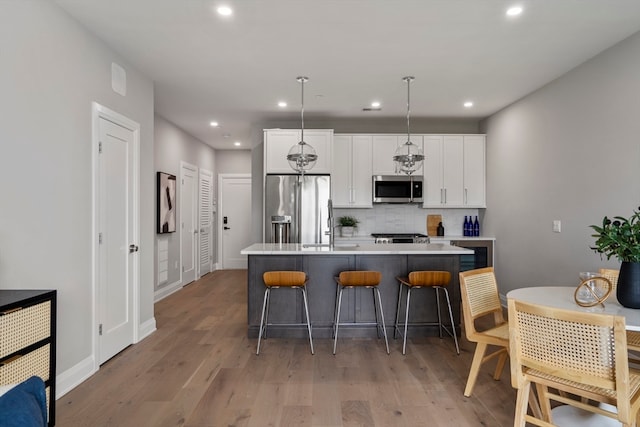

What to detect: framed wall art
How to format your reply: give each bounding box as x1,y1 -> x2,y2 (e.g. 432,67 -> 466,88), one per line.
157,172 -> 176,234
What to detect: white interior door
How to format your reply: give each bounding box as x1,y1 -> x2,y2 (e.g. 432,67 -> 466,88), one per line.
219,174 -> 252,269
199,169 -> 213,276
95,106 -> 139,365
181,162 -> 198,285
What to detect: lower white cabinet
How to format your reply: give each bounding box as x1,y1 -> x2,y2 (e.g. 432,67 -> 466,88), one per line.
332,135 -> 372,207
264,129 -> 333,174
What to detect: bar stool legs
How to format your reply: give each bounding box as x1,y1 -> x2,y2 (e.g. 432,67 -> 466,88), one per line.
395,271 -> 460,355
333,271 -> 389,355
256,271 -> 314,355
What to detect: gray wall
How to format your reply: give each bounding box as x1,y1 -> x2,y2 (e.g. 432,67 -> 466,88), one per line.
154,114 -> 217,291
482,31 -> 640,294
0,1 -> 155,379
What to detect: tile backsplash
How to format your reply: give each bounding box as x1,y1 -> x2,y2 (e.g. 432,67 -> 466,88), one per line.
334,205 -> 481,237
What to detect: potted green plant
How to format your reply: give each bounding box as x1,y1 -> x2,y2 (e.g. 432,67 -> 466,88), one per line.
338,215 -> 359,237
590,207 -> 640,308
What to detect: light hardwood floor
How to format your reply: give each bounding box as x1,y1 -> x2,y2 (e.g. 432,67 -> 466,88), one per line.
56,270 -> 517,426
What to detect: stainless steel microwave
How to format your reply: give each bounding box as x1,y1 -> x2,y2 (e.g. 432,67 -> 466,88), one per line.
372,175 -> 423,203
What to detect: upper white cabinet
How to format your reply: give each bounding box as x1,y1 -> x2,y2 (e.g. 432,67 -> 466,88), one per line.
264,129 -> 333,174
423,134 -> 485,208
372,135 -> 424,175
332,135 -> 373,208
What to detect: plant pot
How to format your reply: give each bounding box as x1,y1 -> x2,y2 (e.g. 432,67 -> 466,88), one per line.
616,261 -> 640,308
340,226 -> 354,237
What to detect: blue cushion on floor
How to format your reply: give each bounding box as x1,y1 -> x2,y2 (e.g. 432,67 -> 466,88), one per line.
0,376 -> 47,427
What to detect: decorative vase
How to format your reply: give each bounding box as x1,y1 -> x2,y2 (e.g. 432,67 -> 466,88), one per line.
616,261 -> 640,308
340,226 -> 354,237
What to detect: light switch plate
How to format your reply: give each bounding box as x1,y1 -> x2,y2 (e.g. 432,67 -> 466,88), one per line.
553,220 -> 561,233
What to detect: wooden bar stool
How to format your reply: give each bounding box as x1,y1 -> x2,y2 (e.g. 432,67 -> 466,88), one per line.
256,271 -> 314,355
333,270 -> 389,355
394,271 -> 459,355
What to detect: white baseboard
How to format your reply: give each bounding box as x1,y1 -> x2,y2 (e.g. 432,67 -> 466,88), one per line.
500,293 -> 507,308
154,279 -> 182,302
55,355 -> 96,399
138,317 -> 156,341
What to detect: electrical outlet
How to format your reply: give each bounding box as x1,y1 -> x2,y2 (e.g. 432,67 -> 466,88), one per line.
553,220 -> 561,233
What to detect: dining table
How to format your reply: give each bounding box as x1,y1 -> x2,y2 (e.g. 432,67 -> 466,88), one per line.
506,286 -> 640,331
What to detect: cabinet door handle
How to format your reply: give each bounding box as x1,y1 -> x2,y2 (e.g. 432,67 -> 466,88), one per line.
444,188 -> 447,204
440,188 -> 443,204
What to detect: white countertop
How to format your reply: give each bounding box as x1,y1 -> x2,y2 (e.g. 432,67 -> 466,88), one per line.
429,236 -> 496,241
241,242 -> 474,255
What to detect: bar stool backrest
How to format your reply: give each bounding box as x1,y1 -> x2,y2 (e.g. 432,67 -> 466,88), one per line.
408,271 -> 451,287
338,271 -> 381,286
263,271 -> 306,287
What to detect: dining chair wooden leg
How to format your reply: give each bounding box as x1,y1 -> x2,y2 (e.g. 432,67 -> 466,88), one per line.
464,342 -> 488,397
514,381 -> 531,427
493,350 -> 508,380
534,383 -> 551,421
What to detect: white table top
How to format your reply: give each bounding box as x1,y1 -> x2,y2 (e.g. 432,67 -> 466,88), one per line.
507,286 -> 640,332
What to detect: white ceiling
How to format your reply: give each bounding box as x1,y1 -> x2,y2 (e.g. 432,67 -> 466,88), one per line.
54,0 -> 640,150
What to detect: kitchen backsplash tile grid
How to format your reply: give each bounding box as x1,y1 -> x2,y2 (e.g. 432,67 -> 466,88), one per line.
334,205 -> 480,238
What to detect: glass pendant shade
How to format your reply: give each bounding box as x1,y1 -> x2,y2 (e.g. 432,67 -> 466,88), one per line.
393,140 -> 424,175
287,141 -> 317,172
393,76 -> 424,175
287,76 -> 317,173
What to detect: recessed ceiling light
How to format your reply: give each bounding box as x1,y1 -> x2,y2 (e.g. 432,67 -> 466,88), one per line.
506,6 -> 523,16
464,101 -> 474,108
278,101 -> 287,108
234,142 -> 241,146
217,6 -> 233,16
371,101 -> 381,108
210,121 -> 219,127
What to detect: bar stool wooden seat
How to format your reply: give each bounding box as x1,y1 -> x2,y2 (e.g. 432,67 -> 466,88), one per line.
394,271 -> 460,355
333,270 -> 389,355
256,271 -> 313,355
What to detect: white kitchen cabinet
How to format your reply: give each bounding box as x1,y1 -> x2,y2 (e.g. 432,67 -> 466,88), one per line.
462,135 -> 485,207
264,129 -> 333,174
372,134 -> 423,175
423,134 -> 485,208
332,134 -> 372,207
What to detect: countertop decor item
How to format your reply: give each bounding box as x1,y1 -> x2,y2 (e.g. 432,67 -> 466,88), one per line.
590,208 -> 640,307
338,215 -> 359,237
287,76 -> 317,174
393,76 -> 424,175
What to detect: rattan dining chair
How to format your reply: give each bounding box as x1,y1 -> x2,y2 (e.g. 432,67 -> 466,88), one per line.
459,267 -> 509,397
599,267 -> 640,353
508,298 -> 640,427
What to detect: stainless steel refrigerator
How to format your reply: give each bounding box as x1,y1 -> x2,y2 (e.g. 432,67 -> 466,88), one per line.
264,174 -> 331,244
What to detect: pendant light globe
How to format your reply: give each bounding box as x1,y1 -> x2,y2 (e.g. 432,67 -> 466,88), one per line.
393,76 -> 424,175
287,76 -> 317,174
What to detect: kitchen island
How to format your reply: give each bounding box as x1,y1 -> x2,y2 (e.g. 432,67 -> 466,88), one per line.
241,243 -> 473,339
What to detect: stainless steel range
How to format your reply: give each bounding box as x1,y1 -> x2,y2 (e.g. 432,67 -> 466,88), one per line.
371,233 -> 430,244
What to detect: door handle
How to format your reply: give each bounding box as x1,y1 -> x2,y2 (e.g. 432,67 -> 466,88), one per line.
129,244 -> 139,253
224,226 -> 231,230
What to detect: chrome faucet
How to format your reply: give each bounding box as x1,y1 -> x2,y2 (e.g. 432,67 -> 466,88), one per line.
326,199 -> 335,248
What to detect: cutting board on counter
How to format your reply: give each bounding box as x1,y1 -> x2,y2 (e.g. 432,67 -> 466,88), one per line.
427,215 -> 442,236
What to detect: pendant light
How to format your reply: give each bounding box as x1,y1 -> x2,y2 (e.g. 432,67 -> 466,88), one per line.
287,76 -> 317,174
393,76 -> 424,175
